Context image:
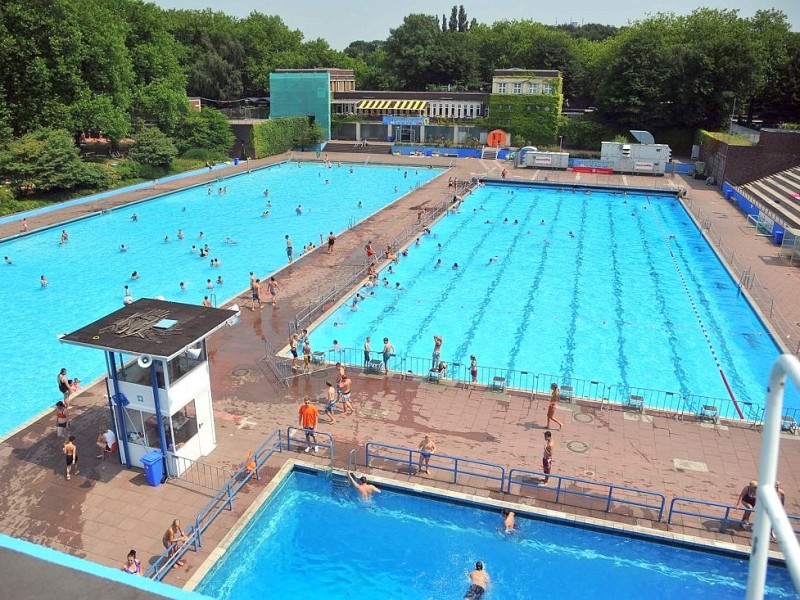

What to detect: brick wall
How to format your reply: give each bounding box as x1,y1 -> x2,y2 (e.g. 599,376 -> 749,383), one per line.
700,129 -> 800,185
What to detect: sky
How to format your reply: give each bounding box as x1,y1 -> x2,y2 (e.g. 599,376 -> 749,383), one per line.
151,0 -> 799,49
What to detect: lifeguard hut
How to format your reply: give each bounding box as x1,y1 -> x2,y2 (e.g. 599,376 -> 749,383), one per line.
61,298 -> 238,478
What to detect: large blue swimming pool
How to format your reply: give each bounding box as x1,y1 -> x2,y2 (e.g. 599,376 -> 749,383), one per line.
309,184 -> 798,418
0,163 -> 442,437
195,468 -> 795,599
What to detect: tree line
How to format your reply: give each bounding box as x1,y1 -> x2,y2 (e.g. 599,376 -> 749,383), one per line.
0,1 -> 798,154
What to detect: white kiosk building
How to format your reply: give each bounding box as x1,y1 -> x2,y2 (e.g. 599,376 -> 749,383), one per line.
62,299 -> 237,478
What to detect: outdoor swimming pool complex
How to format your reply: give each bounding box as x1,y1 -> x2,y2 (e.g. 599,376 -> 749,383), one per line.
311,183 -> 799,417
0,163 -> 442,437
196,468 -> 795,599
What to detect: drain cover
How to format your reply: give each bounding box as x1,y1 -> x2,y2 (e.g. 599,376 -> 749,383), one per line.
232,368 -> 250,377
573,412 -> 594,424
566,440 -> 589,454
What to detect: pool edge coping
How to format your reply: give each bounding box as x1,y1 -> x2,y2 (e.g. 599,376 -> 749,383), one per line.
184,460 -> 785,593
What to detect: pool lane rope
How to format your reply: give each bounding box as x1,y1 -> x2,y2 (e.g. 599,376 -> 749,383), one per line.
646,196 -> 745,419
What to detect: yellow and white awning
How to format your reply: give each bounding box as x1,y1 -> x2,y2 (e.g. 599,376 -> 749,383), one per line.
357,100 -> 428,112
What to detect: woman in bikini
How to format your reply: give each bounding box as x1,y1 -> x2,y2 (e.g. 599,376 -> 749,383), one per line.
546,383 -> 563,430
55,401 -> 69,439
121,550 -> 142,575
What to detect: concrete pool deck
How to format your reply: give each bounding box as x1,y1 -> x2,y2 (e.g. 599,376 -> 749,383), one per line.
0,152 -> 799,593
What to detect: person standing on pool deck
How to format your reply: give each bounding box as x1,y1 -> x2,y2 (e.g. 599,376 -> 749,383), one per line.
327,231 -> 336,254
363,336 -> 371,366
365,240 -> 375,259
63,435 -> 78,480
737,480 -> 758,528
546,383 -> 563,430
348,471 -> 380,500
418,434 -> 436,475
250,278 -> 261,311
324,382 -> 337,423
542,431 -> 554,484
382,337 -> 394,374
58,368 -> 72,406
285,234 -> 293,262
432,335 -> 443,370
302,338 -> 312,374
55,401 -> 69,439
338,374 -> 354,415
298,396 -> 319,453
470,355 -> 478,388
464,562 -> 491,599
267,276 -> 280,307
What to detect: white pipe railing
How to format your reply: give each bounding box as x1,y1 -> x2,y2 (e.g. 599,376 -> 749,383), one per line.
746,354 -> 800,599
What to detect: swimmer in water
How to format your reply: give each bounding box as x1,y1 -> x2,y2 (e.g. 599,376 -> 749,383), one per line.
348,471 -> 380,500
502,509 -> 516,533
488,256 -> 498,264
216,276 -> 223,285
295,205 -> 303,215
452,263 -> 459,270
262,210 -> 270,217
177,229 -> 184,240
435,259 -> 442,269
119,244 -> 127,252
131,271 -> 139,280
4,256 -> 12,265
179,281 -> 186,291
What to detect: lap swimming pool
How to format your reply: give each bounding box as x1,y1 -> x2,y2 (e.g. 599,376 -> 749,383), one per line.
194,467 -> 795,599
0,162 -> 442,437
309,183 -> 798,418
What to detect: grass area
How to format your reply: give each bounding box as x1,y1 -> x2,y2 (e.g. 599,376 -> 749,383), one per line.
702,131 -> 756,146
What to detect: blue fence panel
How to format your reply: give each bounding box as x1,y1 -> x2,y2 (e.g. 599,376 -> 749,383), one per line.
365,442 -> 505,489
507,468 -> 665,521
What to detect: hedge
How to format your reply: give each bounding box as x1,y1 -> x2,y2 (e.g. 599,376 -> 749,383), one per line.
252,117 -> 317,158
486,94 -> 562,146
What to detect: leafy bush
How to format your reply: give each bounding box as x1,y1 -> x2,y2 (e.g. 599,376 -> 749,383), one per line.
181,147 -> 225,162
128,127 -> 178,167
82,163 -> 112,189
0,128 -> 108,196
138,164 -> 169,180
175,109 -> 234,156
252,117 -> 317,157
558,116 -> 613,150
486,94 -> 561,145
110,160 -> 143,181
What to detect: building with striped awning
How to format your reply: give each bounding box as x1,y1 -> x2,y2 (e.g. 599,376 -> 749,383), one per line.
334,90 -> 488,120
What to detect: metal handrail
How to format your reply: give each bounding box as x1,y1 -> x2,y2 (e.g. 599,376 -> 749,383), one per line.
364,442 -> 505,489
507,468 -> 666,521
166,453 -> 233,492
286,426 -> 335,469
348,448 -> 357,472
321,345 -> 757,423
668,495 -> 800,535
144,429 -> 283,581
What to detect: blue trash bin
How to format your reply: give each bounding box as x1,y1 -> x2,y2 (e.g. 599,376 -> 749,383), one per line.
141,450 -> 164,487
233,157 -> 239,166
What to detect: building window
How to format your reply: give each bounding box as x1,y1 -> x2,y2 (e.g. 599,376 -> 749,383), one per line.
498,83 -> 506,94
513,83 -> 522,94
543,82 -> 553,94
457,104 -> 462,118
529,82 -> 539,94
468,105 -> 474,117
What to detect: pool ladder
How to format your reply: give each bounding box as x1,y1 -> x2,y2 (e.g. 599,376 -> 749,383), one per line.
329,449 -> 357,493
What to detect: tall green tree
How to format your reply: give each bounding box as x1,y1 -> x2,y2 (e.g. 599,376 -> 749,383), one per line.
175,108 -> 234,155
385,14 -> 446,90
457,5 -> 468,32
448,7 -> 458,32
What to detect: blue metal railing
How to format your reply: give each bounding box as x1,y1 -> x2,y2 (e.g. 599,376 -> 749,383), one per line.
144,429 -> 283,581
365,442 -> 505,489
507,468 -> 666,521
668,497 -> 800,534
286,426 -> 335,468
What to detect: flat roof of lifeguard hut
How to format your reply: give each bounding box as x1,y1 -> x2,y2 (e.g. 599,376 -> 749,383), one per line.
60,298 -> 236,360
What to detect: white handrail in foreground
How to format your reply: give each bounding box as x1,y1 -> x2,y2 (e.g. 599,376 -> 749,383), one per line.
747,354 -> 800,599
